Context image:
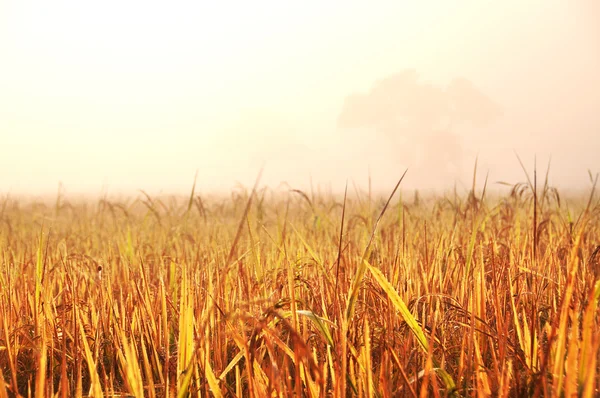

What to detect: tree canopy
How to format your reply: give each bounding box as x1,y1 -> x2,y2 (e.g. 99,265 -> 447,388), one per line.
337,70 -> 502,182
338,69 -> 501,136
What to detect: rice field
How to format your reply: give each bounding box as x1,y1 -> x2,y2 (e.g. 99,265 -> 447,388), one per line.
0,171 -> 599,397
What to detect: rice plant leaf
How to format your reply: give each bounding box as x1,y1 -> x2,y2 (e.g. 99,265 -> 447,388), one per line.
203,352 -> 223,398
176,359 -> 196,398
294,310 -> 335,347
218,351 -> 244,380
35,227 -> 44,321
290,223 -> 323,265
346,170 -> 408,322
367,262 -> 428,351
78,314 -> 104,397
366,262 -> 457,394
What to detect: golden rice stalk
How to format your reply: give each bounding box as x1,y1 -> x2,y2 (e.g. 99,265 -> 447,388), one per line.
364,318 -> 373,398
564,309 -> 579,398
579,280 -> 600,397
177,270 -> 195,393
34,324 -> 47,398
552,231 -> 583,393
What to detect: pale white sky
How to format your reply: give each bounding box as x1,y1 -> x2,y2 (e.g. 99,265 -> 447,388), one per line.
0,1 -> 598,195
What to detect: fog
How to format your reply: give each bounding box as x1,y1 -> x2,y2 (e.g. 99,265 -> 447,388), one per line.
1,1 -> 598,196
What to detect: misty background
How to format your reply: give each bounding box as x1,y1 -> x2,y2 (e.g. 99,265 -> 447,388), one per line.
0,1 -> 598,196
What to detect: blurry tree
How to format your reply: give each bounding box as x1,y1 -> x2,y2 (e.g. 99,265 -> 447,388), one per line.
338,69 -> 501,182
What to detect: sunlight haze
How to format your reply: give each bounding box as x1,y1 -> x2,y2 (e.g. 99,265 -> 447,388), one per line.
1,1 -> 598,196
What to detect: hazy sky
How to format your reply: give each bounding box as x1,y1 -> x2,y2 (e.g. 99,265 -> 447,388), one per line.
1,1 -> 598,195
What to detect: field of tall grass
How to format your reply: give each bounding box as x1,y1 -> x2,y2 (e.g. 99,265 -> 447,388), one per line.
1,170 -> 599,397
